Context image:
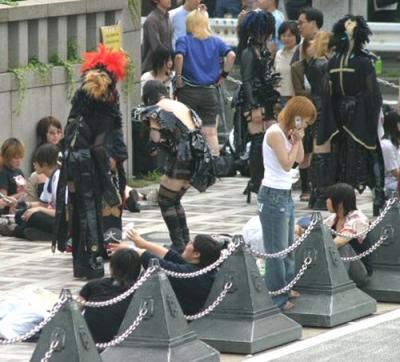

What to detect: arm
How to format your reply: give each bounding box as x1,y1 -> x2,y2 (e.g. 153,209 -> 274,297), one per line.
334,236 -> 352,248
127,229 -> 169,259
291,62 -> 311,97
174,53 -> 184,88
267,129 -> 303,171
144,18 -> 163,54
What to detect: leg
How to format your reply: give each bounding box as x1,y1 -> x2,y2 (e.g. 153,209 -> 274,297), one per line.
202,126 -> 220,157
284,197 -> 295,284
247,133 -> 265,198
176,187 -> 190,245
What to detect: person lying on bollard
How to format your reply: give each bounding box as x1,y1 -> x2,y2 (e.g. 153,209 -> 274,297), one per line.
76,248 -> 141,344
296,183 -> 371,286
110,230 -> 224,315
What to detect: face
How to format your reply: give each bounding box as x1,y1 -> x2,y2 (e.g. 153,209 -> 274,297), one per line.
47,125 -> 63,145
281,29 -> 297,50
181,240 -> 200,261
186,0 -> 201,11
157,0 -> 172,10
298,13 -> 314,38
9,156 -> 23,170
345,19 -> 357,39
164,57 -> 173,73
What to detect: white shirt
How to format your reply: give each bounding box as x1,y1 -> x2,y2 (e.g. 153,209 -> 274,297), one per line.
40,169 -> 60,208
140,71 -> 174,99
274,47 -> 296,97
380,138 -> 400,191
262,124 -> 293,190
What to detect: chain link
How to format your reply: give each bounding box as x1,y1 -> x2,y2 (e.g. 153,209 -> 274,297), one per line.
184,282 -> 232,321
377,77 -> 400,89
80,266 -> 157,308
95,307 -> 148,349
40,339 -> 59,362
161,238 -> 243,278
0,296 -> 68,345
269,257 -> 312,296
331,198 -> 397,239
341,234 -> 388,262
248,220 -> 317,259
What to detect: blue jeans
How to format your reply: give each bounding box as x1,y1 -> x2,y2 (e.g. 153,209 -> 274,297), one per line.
258,186 -> 295,308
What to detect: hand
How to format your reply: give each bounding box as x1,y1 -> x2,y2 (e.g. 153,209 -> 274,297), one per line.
108,242 -> 131,252
23,206 -> 41,221
126,229 -> 146,249
251,107 -> 263,123
176,76 -> 184,89
294,224 -> 305,237
292,128 -> 305,143
217,76 -> 225,86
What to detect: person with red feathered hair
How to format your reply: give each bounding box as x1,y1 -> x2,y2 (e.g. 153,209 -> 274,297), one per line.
54,44 -> 129,279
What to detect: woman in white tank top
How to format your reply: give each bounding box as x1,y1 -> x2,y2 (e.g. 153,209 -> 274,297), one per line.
258,96 -> 316,311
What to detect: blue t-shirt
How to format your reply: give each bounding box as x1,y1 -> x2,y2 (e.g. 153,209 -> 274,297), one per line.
175,34 -> 231,86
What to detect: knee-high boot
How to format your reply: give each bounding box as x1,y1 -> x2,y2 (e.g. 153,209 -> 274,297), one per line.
175,187 -> 190,245
158,185 -> 186,253
371,151 -> 385,216
244,133 -> 264,203
310,153 -> 333,210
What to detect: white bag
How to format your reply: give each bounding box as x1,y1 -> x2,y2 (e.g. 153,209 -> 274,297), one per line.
242,216 -> 265,253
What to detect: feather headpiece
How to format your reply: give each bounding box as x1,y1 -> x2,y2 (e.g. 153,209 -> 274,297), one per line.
81,44 -> 129,81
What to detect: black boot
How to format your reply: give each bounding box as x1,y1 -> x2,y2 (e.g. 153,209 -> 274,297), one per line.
372,151 -> 385,216
246,133 -> 264,203
311,153 -> 333,211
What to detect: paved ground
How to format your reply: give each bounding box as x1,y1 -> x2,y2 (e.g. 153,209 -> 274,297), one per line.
0,176 -> 399,361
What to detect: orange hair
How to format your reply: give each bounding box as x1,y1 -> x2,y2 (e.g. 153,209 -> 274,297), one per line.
313,31 -> 333,58
0,138 -> 25,170
279,96 -> 317,130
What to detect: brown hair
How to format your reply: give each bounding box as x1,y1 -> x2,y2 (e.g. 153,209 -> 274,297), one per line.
279,96 -> 317,130
36,116 -> 62,145
301,37 -> 313,58
0,138 -> 25,170
313,31 -> 333,58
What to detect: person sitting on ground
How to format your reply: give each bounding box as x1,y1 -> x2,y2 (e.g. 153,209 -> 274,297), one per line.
26,116 -> 63,202
77,248 -> 141,344
13,143 -> 61,241
111,230 -> 223,315
380,107 -> 400,197
296,183 -> 371,286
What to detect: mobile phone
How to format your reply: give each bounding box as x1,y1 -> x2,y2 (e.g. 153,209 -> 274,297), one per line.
0,192 -> 14,204
295,116 -> 303,129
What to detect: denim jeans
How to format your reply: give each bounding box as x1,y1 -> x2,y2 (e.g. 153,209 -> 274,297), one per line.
258,186 -> 295,308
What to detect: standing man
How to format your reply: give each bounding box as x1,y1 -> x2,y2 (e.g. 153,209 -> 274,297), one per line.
142,0 -> 173,73
170,0 -> 202,50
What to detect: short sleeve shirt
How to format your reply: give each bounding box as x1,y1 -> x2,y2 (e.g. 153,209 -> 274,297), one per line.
175,34 -> 231,85
380,138 -> 400,190
0,165 -> 25,195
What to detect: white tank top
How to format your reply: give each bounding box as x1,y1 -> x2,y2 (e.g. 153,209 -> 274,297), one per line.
262,124 -> 293,190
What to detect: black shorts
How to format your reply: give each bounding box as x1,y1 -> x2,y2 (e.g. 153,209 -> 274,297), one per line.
177,85 -> 218,127
164,157 -> 193,181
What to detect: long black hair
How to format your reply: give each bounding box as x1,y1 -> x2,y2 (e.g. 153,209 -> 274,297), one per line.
238,11 -> 275,55
382,106 -> 400,148
327,183 -> 357,216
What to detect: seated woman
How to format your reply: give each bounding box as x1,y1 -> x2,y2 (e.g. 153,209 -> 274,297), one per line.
77,248 -> 141,344
296,183 -> 371,286
112,229 -> 223,315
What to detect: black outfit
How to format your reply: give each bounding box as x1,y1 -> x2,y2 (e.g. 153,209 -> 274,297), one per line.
141,250 -> 216,315
0,166 -> 24,215
80,277 -> 134,343
306,58 -> 337,210
55,89 -> 122,279
141,105 -> 216,252
238,46 -> 280,201
329,50 -> 385,215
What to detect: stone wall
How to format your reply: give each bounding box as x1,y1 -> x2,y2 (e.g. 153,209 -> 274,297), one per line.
0,0 -> 141,175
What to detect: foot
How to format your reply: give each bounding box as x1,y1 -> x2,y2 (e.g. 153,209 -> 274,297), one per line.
281,301 -> 295,311
300,192 -> 310,202
290,290 -> 301,299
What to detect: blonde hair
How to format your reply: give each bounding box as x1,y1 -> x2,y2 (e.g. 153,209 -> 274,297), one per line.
186,9 -> 212,39
313,31 -> 333,58
279,96 -> 317,130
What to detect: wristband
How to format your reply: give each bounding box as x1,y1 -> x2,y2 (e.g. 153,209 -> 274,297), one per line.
220,70 -> 229,79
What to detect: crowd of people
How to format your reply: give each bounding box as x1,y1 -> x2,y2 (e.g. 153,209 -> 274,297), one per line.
1,0 -> 400,347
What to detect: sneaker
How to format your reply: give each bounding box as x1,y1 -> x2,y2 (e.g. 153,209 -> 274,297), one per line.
23,228 -> 52,241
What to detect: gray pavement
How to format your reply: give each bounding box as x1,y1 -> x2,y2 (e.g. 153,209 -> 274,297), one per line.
0,176 -> 399,361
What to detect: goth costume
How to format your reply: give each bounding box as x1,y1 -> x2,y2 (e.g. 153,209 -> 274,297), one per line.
141,104 -> 216,252
329,15 -> 385,215
305,57 -> 337,209
238,46 -> 280,202
55,45 -> 128,279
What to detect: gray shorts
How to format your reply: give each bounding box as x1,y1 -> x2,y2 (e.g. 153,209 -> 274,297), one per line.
177,85 -> 218,127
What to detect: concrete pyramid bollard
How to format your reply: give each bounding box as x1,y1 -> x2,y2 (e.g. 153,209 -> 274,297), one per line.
190,237 -> 302,354
30,290 -> 102,362
285,213 -> 377,327
101,260 -> 220,362
363,199 -> 400,301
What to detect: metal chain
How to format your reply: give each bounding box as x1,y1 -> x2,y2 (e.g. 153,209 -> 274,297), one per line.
80,266 -> 157,308
249,220 -> 317,259
184,282 -> 232,321
269,257 -> 312,296
331,198 -> 397,239
161,238 -> 243,279
341,234 -> 388,262
377,77 -> 400,89
0,296 -> 68,345
95,307 -> 148,349
40,339 -> 59,362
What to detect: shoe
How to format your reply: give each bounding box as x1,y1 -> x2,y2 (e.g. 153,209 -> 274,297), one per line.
281,301 -> 295,311
129,189 -> 139,203
23,227 -> 52,241
289,290 -> 301,299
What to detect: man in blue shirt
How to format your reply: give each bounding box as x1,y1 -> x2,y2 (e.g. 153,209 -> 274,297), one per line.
170,0 -> 202,50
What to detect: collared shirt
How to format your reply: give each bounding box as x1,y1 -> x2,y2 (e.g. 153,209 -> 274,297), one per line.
142,7 -> 172,73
